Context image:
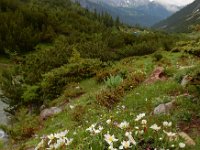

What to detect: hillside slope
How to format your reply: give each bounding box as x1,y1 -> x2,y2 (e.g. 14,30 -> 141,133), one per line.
153,0 -> 200,32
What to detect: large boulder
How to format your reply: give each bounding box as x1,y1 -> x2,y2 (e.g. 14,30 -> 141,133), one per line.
40,107 -> 62,120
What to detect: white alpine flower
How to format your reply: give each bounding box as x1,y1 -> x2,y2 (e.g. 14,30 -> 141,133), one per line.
118,121 -> 129,129
47,134 -> 55,145
163,130 -> 176,138
141,119 -> 147,125
135,113 -> 145,121
108,143 -> 118,150
125,132 -> 136,145
179,142 -> 186,148
163,121 -> 172,127
106,119 -> 112,124
150,124 -> 161,131
119,140 -> 132,149
104,133 -> 118,145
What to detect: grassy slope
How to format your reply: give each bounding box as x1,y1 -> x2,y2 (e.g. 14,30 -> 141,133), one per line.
18,52 -> 200,149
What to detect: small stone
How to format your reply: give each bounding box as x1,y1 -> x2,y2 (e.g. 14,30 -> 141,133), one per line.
40,107 -> 62,120
179,132 -> 196,146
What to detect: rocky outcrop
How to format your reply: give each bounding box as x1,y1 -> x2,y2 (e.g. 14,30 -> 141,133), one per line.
40,107 -> 62,120
145,67 -> 166,84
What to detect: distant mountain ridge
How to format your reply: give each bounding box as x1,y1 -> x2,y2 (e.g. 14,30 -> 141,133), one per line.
153,0 -> 200,32
76,0 -> 176,26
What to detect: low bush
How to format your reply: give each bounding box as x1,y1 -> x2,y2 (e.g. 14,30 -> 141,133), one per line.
95,68 -> 120,83
153,51 -> 163,61
119,72 -> 146,91
8,108 -> 40,141
71,105 -> 86,123
96,87 -> 124,109
41,58 -> 102,100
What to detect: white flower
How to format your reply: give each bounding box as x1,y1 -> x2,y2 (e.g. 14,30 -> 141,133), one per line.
179,142 -> 186,148
47,134 -> 55,145
69,105 -> 75,109
139,130 -> 144,135
163,121 -> 172,127
94,129 -> 101,134
86,124 -> 103,135
104,133 -> 118,145
135,126 -> 139,130
141,119 -> 147,125
106,119 -> 112,124
122,105 -> 126,109
108,143 -> 118,150
125,132 -> 136,145
135,113 -> 145,121
86,123 -> 96,132
98,126 -> 104,131
55,130 -> 69,138
163,130 -> 176,138
56,138 -> 65,148
119,141 -> 132,149
171,144 -> 175,148
118,121 -> 129,129
150,124 -> 161,131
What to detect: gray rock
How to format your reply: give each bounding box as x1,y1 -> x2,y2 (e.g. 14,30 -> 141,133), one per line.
181,75 -> 192,87
40,107 -> 62,120
153,100 -> 175,115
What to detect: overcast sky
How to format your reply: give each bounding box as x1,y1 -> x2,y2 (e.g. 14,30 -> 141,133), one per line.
156,0 -> 194,6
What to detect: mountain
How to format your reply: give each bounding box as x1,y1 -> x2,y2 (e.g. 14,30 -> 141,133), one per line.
76,0 -> 177,26
153,0 -> 200,32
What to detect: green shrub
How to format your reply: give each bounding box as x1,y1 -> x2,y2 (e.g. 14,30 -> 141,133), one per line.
21,85 -> 40,104
120,72 -> 146,91
8,108 -> 40,141
96,87 -> 124,109
153,52 -> 163,61
40,58 -> 102,100
104,75 -> 123,90
95,68 -> 120,83
71,105 -> 86,123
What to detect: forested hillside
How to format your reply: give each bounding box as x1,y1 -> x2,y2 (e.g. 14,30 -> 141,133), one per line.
0,0 -> 200,150
153,0 -> 200,32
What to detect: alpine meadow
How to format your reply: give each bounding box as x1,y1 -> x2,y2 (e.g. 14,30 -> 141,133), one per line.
0,0 -> 200,150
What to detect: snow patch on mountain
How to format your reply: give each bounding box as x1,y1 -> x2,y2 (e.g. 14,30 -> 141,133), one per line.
88,0 -> 194,12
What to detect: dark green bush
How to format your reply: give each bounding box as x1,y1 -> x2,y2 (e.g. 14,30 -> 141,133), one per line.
40,58 -> 102,100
